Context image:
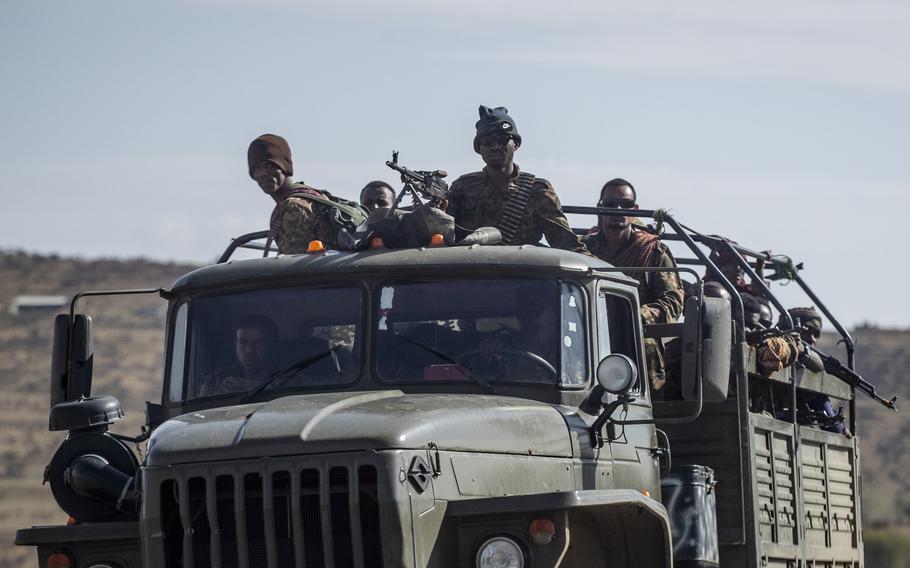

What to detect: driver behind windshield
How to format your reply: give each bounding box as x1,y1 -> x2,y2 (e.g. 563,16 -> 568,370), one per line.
469,286 -> 558,382
199,314 -> 278,396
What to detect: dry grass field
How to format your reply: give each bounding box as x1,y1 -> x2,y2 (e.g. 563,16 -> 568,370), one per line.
0,252 -> 195,568
0,251 -> 906,567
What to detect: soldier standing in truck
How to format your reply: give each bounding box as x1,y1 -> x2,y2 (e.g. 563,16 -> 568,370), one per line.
247,133 -> 338,253
445,106 -> 589,255
582,178 -> 684,393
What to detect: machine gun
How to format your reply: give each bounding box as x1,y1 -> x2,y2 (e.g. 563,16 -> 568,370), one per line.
808,346 -> 899,411
385,150 -> 449,208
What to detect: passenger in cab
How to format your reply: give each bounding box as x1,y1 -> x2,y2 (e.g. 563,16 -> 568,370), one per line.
582,179 -> 684,394
445,106 -> 589,254
247,133 -> 339,254
199,314 -> 279,396
360,181 -> 396,210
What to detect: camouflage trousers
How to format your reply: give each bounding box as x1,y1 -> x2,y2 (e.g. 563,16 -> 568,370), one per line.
644,338 -> 667,398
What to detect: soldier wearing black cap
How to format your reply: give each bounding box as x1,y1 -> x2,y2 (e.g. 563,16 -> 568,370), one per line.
248,134 -> 338,254
445,106 -> 589,255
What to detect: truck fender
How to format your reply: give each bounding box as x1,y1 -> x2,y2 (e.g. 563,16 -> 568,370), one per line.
445,489 -> 672,567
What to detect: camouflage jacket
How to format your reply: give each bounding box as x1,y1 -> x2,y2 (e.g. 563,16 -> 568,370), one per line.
269,184 -> 338,254
582,230 -> 684,325
447,165 -> 589,255
197,364 -> 259,398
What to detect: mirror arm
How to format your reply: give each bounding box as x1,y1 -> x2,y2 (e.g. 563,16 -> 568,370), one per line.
590,393 -> 636,448
65,288 -> 165,398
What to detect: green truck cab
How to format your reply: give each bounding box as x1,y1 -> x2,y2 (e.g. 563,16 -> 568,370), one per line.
17,208 -> 870,568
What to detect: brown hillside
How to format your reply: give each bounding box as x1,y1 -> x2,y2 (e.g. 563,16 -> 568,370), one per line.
818,326 -> 910,525
0,251 -> 197,568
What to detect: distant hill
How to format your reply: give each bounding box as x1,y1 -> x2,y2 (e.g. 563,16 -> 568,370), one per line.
818,325 -> 910,525
0,251 -> 907,567
0,251 -> 197,568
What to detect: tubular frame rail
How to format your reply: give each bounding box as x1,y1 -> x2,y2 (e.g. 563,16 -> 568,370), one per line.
218,231 -> 273,263
563,205 -> 859,434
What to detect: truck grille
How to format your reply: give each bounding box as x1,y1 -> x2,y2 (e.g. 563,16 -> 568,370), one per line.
159,464 -> 382,568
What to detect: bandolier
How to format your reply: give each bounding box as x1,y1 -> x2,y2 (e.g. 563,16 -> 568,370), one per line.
497,172 -> 537,245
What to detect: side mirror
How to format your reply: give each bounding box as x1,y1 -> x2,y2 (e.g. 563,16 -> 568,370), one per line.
681,296 -> 731,402
51,314 -> 94,407
596,353 -> 638,394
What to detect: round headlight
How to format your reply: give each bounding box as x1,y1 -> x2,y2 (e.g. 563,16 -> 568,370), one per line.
475,536 -> 525,568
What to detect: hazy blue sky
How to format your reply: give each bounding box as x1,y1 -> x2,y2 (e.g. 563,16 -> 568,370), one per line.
2,0 -> 908,328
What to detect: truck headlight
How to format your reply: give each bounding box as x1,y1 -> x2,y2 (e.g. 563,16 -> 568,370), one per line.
475,536 -> 525,568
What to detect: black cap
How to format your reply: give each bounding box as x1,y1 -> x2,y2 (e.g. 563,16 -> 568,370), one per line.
474,105 -> 521,151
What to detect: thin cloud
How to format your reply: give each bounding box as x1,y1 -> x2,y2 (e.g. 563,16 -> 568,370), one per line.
191,0 -> 910,92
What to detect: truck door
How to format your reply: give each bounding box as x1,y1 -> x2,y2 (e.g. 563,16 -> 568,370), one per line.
597,285 -> 661,496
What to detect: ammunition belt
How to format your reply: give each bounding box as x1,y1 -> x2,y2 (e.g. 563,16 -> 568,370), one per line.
498,172 -> 536,245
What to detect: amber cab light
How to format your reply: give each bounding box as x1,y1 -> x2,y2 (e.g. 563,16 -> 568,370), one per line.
306,240 -> 326,253
528,517 -> 557,545
429,233 -> 446,247
47,551 -> 74,568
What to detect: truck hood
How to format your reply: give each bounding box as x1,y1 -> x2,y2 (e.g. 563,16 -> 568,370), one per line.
146,391 -> 572,465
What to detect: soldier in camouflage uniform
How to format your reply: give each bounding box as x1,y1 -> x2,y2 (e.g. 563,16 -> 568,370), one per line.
199,314 -> 279,397
446,106 -> 589,255
582,179 -> 684,394
248,134 -> 338,254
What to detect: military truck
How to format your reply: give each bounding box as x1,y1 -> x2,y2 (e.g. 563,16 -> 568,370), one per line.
16,207 -> 872,567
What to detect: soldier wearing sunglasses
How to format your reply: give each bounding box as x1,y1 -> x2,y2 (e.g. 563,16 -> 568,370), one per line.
582,178 -> 684,395
446,106 -> 589,255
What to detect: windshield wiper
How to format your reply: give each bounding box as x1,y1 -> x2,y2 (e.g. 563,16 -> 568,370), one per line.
234,347 -> 338,405
394,332 -> 496,394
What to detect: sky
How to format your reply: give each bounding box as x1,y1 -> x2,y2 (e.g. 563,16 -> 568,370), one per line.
1,0 -> 909,329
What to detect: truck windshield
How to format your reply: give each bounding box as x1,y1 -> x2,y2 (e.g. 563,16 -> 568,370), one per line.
173,286 -> 363,401
376,279 -> 587,386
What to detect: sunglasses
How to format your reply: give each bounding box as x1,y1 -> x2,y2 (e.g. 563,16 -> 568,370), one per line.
479,135 -> 514,148
598,198 -> 636,209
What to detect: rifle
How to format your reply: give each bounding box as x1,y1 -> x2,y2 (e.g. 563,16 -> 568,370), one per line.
385,151 -> 449,208
745,326 -> 899,411
808,345 -> 898,411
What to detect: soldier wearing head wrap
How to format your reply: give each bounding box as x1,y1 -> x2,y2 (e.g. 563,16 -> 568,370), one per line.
248,134 -> 338,254
445,106 -> 589,255
583,178 -> 684,394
